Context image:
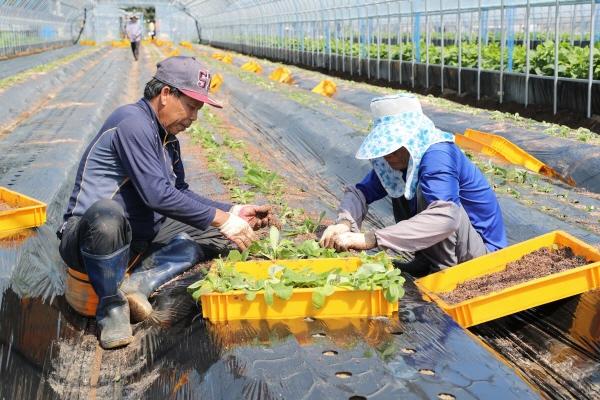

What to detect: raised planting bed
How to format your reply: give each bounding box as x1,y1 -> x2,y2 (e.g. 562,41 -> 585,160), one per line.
188,233 -> 404,322
0,186 -> 46,238
415,231 -> 600,328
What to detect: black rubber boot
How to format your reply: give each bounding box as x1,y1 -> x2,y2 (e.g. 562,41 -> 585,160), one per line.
121,233 -> 203,323
82,245 -> 134,349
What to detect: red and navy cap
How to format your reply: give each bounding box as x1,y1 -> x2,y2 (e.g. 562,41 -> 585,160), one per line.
153,56 -> 223,108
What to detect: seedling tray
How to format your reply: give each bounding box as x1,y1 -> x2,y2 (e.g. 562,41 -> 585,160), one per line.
200,257 -> 399,322
415,231 -> 600,328
0,187 -> 46,238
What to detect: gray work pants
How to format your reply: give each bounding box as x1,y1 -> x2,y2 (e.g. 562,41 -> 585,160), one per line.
392,189 -> 488,271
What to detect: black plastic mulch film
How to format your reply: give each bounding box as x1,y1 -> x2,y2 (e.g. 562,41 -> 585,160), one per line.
0,43 -> 596,399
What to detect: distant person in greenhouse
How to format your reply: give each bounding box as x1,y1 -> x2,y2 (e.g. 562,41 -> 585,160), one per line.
148,20 -> 156,41
125,15 -> 142,60
57,56 -> 275,349
320,94 -> 506,276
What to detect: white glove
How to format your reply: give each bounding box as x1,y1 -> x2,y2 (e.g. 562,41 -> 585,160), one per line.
332,231 -> 377,252
319,222 -> 351,248
230,205 -> 244,216
219,213 -> 256,251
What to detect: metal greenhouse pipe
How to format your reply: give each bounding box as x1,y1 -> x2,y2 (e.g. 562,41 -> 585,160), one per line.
500,0 -> 505,105
589,0 -> 596,119
553,0 -> 559,115
525,0 -> 531,108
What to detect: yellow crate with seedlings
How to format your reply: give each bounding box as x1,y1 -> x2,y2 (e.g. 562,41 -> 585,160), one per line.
211,52 -> 224,60
241,60 -> 263,74
179,41 -> 193,49
196,257 -> 401,322
0,187 -> 47,238
269,67 -> 293,84
79,39 -> 96,46
415,231 -> 600,328
311,79 -> 337,97
221,54 -> 233,64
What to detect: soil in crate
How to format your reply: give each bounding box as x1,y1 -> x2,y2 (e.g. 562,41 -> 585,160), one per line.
0,200 -> 13,212
439,247 -> 588,305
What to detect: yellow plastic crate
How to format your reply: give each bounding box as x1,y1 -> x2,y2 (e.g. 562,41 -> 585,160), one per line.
464,129 -> 547,172
455,133 -> 511,163
0,187 -> 47,238
415,231 -> 600,328
200,257 -> 399,322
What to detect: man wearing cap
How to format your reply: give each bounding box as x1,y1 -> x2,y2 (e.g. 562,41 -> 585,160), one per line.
57,56 -> 274,349
320,94 -> 506,275
125,15 -> 142,60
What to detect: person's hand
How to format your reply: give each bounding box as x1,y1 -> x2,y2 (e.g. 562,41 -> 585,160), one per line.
231,204 -> 279,230
331,231 -> 377,252
218,213 -> 256,251
319,223 -> 351,248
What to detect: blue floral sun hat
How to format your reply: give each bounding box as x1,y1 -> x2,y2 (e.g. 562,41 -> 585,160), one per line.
356,93 -> 454,200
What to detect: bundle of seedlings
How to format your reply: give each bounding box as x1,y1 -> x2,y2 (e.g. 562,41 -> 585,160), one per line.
439,245 -> 589,305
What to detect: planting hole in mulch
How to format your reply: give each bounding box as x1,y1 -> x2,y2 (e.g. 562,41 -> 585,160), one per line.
439,247 -> 589,305
418,368 -> 435,376
335,371 -> 352,379
322,350 -> 338,356
437,394 -> 455,400
0,200 -> 13,212
401,348 -> 416,354
348,396 -> 367,400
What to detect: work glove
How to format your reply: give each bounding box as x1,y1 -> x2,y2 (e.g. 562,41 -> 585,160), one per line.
219,213 -> 256,251
230,204 -> 279,230
319,222 -> 351,248
332,231 -> 377,252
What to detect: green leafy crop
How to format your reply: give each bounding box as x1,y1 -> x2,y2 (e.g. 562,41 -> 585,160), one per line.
187,254 -> 405,309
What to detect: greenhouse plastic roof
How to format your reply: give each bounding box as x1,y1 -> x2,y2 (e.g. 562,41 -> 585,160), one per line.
173,0 -> 592,25
2,0 -> 594,25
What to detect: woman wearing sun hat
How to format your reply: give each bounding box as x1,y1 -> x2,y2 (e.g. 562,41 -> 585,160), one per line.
320,93 -> 507,274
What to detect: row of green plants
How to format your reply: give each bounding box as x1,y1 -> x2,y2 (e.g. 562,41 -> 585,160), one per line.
188,108 -> 285,204
236,36 -> 600,79
236,31 -> 592,49
466,152 -> 600,226
0,46 -> 98,90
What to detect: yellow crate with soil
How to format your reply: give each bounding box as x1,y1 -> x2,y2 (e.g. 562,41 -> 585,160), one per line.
416,231 -> 600,328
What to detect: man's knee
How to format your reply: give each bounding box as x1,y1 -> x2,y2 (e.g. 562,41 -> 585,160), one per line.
79,199 -> 130,254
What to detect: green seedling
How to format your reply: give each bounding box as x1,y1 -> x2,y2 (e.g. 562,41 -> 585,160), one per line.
285,211 -> 325,237
223,135 -> 244,149
241,154 -> 283,195
230,187 -> 255,203
278,204 -> 305,221
248,226 -> 348,260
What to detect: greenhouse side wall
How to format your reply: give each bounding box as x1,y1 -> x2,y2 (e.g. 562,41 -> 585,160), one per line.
0,4 -> 81,59
207,39 -> 600,118
201,0 -> 600,119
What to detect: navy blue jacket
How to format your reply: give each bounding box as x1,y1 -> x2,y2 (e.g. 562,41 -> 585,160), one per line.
63,98 -> 231,241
